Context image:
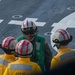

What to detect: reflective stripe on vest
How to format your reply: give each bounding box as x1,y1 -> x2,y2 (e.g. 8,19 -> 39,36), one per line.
60,51 -> 75,60
0,58 -> 9,66
36,42 -> 40,50
10,64 -> 32,70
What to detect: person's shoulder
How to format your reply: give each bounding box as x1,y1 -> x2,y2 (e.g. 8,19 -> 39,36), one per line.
0,54 -> 4,57
68,48 -> 75,53
17,35 -> 25,41
30,61 -> 39,66
8,60 -> 18,66
71,48 -> 75,51
17,35 -> 24,38
51,53 -> 60,62
52,55 -> 58,60
36,34 -> 45,39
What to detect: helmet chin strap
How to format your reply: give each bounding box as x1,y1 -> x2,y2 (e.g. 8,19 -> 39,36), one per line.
54,43 -> 61,49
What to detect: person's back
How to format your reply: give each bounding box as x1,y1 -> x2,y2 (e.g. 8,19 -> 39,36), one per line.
3,40 -> 42,75
51,48 -> 75,69
50,29 -> 75,70
4,58 -> 42,75
0,53 -> 15,75
0,36 -> 16,75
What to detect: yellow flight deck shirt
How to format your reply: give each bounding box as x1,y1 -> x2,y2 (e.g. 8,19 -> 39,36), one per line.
3,58 -> 42,75
50,48 -> 75,70
0,53 -> 15,75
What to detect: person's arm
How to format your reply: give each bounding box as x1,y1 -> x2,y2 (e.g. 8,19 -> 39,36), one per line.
50,58 -> 59,70
3,66 -> 9,75
44,41 -> 53,71
34,64 -> 42,74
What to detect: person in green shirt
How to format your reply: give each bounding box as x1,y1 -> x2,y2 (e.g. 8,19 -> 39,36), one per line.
16,20 -> 52,72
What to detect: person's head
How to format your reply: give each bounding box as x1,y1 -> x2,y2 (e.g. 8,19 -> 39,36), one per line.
15,39 -> 33,57
52,29 -> 72,49
21,20 -> 38,42
0,36 -> 17,54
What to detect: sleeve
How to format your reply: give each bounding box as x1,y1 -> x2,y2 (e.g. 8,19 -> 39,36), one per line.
16,35 -> 24,42
3,66 -> 9,75
50,58 -> 59,70
44,41 -> 53,71
35,64 -> 42,74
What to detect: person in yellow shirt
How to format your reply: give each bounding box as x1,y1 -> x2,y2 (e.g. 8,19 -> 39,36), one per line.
0,36 -> 17,75
3,39 -> 42,75
50,29 -> 75,70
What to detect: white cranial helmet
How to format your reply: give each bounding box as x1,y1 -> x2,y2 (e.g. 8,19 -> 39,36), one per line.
15,40 -> 33,56
21,20 -> 37,35
52,29 -> 72,45
2,36 -> 16,50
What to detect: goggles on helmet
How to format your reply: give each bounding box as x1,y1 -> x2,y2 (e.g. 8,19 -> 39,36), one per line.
22,28 -> 36,35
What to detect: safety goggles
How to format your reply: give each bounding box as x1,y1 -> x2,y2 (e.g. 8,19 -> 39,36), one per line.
22,29 -> 35,35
